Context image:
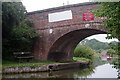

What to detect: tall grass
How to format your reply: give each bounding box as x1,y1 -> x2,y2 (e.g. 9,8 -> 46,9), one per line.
74,45 -> 96,60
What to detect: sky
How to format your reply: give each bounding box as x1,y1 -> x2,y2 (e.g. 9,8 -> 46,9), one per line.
86,34 -> 118,43
22,0 -> 89,12
21,0 -> 118,43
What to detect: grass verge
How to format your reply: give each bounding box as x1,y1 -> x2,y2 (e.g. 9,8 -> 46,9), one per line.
2,60 -> 59,68
73,57 -> 90,61
2,57 -> 90,68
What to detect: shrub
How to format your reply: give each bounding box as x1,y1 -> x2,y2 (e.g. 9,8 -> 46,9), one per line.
74,45 -> 95,60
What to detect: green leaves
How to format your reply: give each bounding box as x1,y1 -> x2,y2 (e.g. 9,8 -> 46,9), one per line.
2,2 -> 26,28
81,39 -> 110,50
12,20 -> 37,39
91,2 -> 120,73
2,2 -> 38,59
91,2 -> 120,39
10,20 -> 38,52
74,45 -> 95,60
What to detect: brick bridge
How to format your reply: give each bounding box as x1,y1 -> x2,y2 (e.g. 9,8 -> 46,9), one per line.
27,2 -> 107,62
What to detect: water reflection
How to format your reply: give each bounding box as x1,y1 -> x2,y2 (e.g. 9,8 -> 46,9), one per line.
75,63 -> 118,78
2,67 -> 93,79
2,65 -> 95,79
2,63 -> 118,79
89,63 -> 118,78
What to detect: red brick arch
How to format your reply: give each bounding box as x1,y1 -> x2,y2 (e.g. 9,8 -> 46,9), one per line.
27,2 -> 107,62
47,28 -> 106,62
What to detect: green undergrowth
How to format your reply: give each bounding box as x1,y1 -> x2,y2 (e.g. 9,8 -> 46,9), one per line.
2,57 -> 90,68
73,57 -> 91,62
62,57 -> 90,63
74,45 -> 95,60
2,60 -> 59,68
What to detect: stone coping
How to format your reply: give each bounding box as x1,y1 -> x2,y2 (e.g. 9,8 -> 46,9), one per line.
2,61 -> 89,74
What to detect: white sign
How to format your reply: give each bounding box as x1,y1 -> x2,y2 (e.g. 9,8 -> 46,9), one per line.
48,10 -> 72,22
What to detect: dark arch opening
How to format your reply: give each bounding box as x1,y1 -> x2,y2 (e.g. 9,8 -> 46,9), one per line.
47,29 -> 107,62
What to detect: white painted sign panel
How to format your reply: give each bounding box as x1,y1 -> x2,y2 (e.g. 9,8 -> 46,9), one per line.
48,10 -> 72,22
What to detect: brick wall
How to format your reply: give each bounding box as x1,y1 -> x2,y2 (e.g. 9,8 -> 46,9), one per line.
27,2 -> 107,62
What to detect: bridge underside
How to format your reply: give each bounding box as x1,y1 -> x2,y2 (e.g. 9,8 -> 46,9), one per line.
47,29 -> 106,62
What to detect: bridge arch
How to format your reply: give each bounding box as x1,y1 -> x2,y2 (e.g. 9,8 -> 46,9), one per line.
27,2 -> 108,61
47,28 -> 107,62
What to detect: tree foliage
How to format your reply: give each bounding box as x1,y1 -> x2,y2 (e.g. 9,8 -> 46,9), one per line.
2,2 -> 38,59
91,2 -> 120,39
11,19 -> 37,52
80,39 -> 110,50
91,2 -> 120,77
74,45 -> 95,60
2,2 -> 26,28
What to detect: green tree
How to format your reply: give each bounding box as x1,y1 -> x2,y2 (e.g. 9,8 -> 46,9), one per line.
81,39 -> 110,50
74,45 -> 95,60
11,19 -> 37,52
91,2 -> 120,40
91,2 -> 120,78
2,2 -> 26,30
2,2 -> 37,59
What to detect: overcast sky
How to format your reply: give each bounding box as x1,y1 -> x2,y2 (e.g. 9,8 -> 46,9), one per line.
21,0 -> 118,43
22,0 -> 89,12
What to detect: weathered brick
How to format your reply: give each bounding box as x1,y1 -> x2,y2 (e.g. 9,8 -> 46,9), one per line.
27,2 -> 107,62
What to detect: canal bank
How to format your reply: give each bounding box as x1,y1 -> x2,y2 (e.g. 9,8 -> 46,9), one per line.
2,63 -> 119,79
2,60 -> 89,74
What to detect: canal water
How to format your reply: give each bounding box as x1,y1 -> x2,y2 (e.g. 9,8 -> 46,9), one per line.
2,63 -> 118,79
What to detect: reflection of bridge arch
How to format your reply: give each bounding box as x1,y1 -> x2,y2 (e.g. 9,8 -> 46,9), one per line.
48,28 -> 106,62
27,2 -> 107,62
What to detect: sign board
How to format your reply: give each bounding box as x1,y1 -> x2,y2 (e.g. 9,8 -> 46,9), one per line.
83,12 -> 94,21
48,10 -> 72,22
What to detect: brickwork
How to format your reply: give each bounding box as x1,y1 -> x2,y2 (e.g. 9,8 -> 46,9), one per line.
27,2 -> 107,62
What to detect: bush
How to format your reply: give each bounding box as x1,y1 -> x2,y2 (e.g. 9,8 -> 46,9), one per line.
2,20 -> 38,60
74,45 -> 95,60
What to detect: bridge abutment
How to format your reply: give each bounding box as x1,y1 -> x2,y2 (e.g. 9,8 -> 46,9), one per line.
27,2 -> 107,62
